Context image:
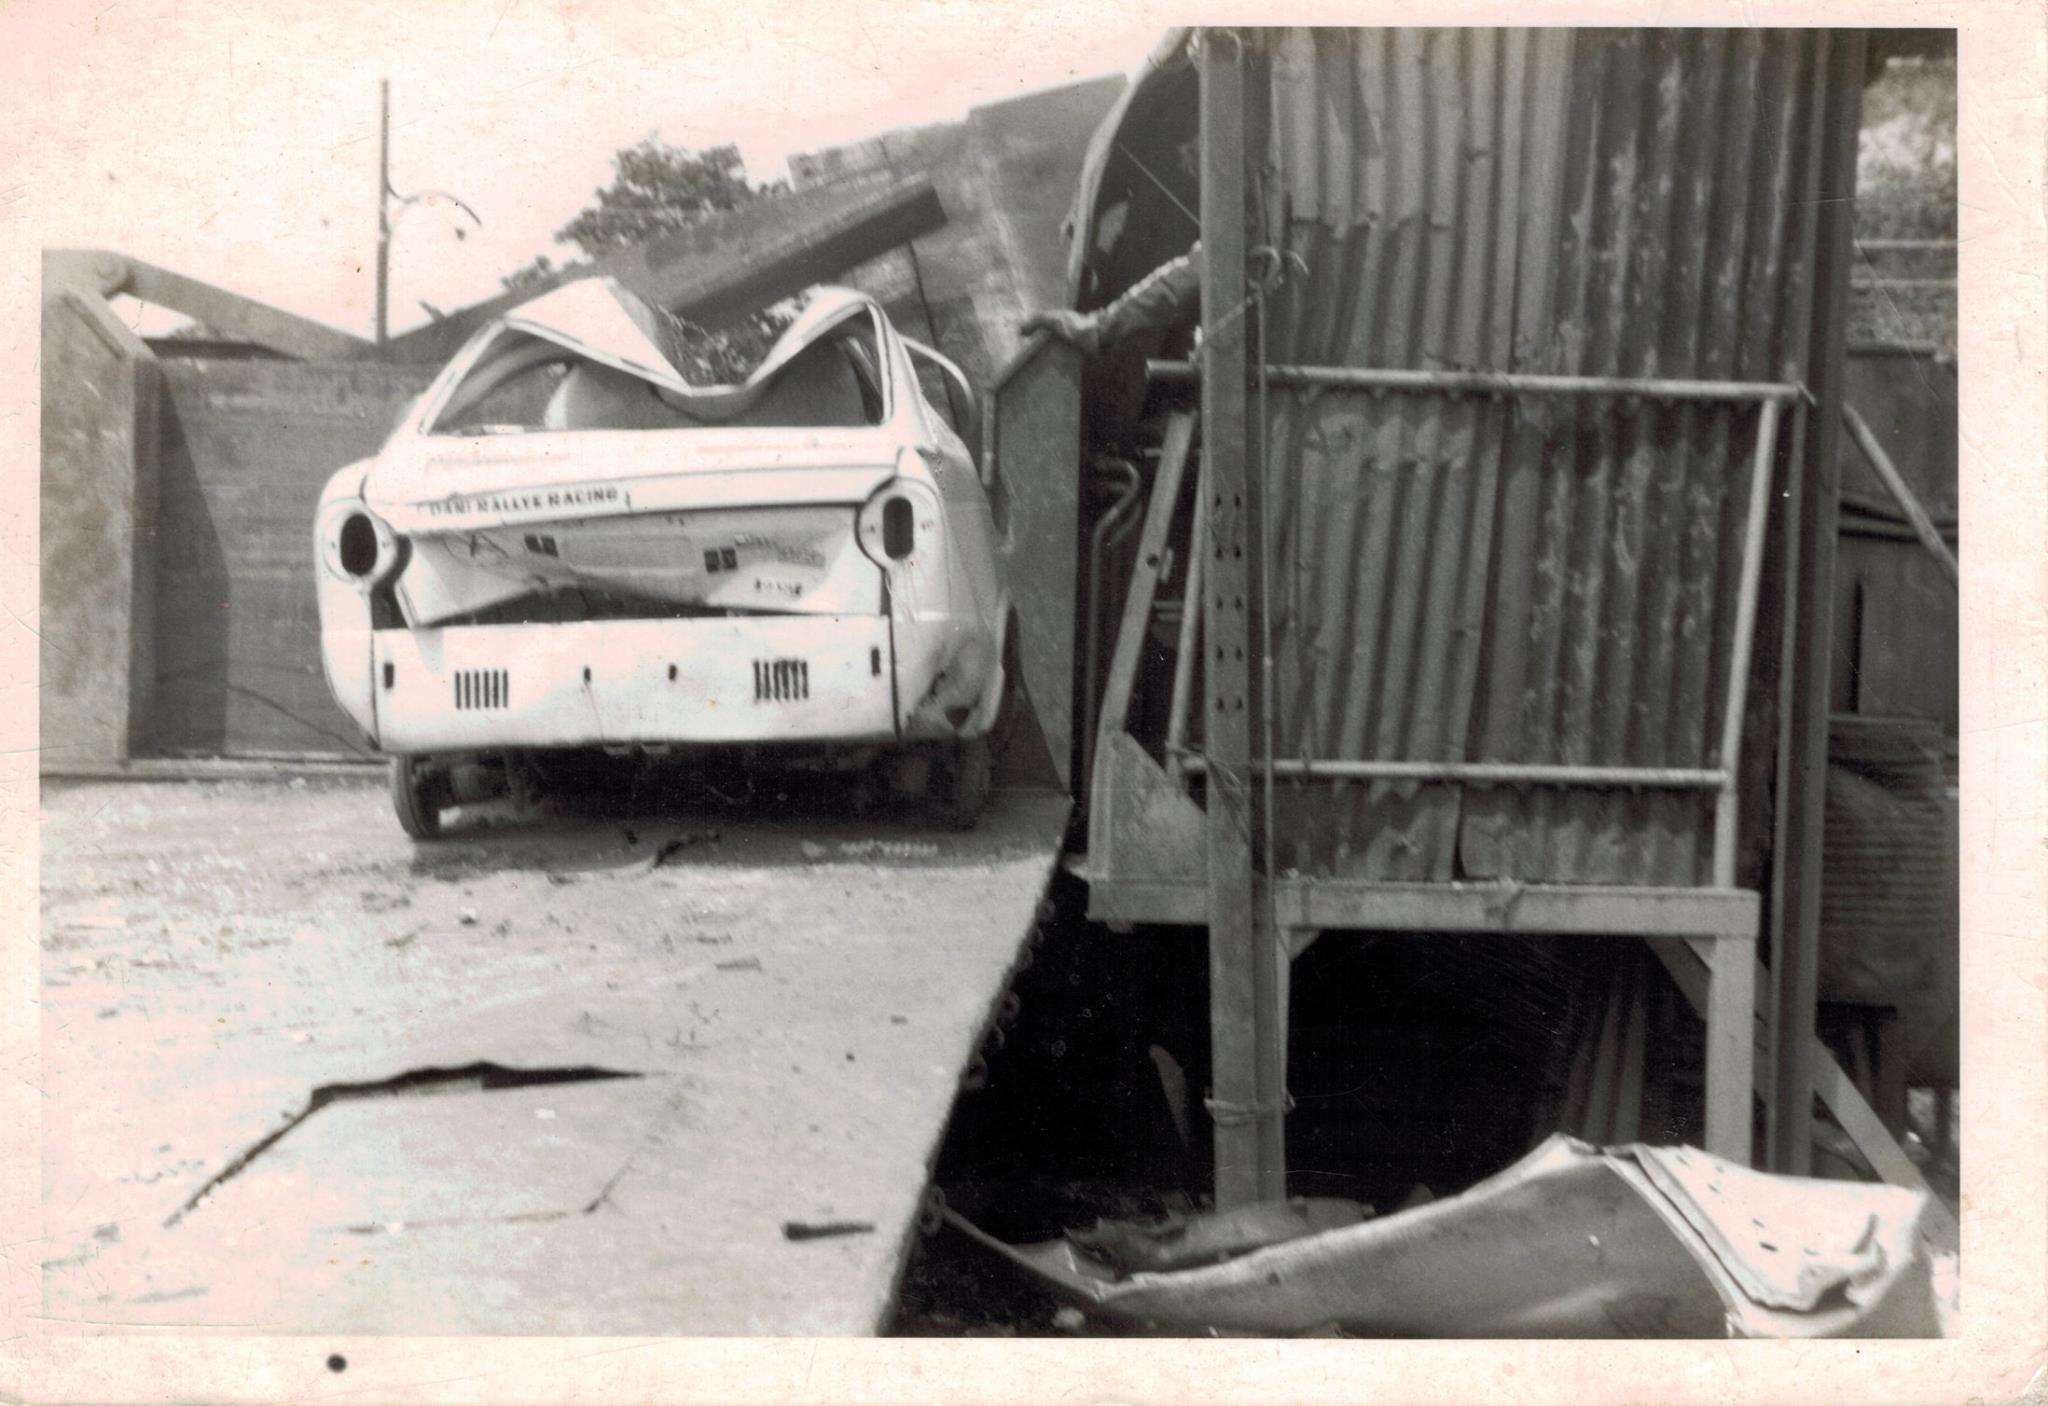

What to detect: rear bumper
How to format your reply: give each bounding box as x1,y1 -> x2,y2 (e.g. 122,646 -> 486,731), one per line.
357,616 -> 899,752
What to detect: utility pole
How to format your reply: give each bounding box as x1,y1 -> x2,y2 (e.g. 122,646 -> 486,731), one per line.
373,79 -> 480,349
375,78 -> 391,347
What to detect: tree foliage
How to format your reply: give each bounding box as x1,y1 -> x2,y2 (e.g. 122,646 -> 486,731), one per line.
1849,53 -> 1957,350
500,136 -> 787,292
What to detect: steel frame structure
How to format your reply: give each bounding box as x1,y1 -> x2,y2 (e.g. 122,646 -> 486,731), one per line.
1073,27 -> 1951,1240
1081,32 -> 1784,1205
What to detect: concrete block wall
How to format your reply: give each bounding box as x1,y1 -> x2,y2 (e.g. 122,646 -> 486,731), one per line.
39,289 -> 161,770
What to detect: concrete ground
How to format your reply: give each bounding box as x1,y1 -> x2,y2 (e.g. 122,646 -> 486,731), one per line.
38,772 -> 1069,1335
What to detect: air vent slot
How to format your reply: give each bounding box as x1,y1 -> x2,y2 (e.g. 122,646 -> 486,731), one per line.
753,658 -> 809,702
454,668 -> 509,710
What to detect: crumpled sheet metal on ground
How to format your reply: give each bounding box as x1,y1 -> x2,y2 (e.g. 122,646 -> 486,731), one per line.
950,1135 -> 1941,1338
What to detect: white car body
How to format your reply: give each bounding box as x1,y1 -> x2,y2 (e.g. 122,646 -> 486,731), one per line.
313,279 -> 1013,830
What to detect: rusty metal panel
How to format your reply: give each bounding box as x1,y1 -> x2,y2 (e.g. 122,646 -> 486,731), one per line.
1233,29 -> 1837,885
150,360 -> 436,757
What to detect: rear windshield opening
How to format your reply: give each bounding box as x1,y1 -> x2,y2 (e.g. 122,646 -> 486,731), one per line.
428,313 -> 886,436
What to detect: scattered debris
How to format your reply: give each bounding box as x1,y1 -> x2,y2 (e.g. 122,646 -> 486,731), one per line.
833,839 -> 940,861
383,930 -> 418,950
458,907 -> 479,926
1051,1306 -> 1087,1333
546,872 -> 578,886
715,956 -> 763,973
783,1219 -> 877,1241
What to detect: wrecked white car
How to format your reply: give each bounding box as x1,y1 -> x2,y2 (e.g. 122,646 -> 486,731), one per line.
314,279 -> 1016,836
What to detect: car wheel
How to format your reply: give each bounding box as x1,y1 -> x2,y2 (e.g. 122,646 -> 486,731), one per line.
390,754 -> 446,840
933,736 -> 991,831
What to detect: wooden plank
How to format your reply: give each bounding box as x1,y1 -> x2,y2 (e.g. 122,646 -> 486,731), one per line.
1701,935 -> 1757,1164
1086,410 -> 1195,868
1198,31 -> 1283,1208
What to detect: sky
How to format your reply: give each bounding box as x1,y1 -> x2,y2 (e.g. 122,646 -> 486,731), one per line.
1,0 -> 1170,341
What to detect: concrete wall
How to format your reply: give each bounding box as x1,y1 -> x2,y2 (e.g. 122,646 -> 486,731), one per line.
40,290 -> 161,770
149,359 -> 434,758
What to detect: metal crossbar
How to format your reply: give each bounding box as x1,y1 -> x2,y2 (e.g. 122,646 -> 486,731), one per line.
1172,756 -> 1729,789
1147,359 -> 1803,403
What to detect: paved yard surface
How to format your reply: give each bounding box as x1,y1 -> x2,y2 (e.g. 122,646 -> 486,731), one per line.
39,773 -> 1069,1335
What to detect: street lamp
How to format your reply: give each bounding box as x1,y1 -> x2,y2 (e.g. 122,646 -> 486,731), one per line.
375,79 -> 482,346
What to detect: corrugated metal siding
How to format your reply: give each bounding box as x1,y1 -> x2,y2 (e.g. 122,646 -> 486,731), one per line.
1238,28 -> 1835,884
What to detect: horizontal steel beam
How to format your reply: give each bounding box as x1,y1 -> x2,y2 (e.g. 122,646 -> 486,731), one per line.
1172,755 -> 1727,789
1147,359 -> 1803,403
1090,878 -> 1761,937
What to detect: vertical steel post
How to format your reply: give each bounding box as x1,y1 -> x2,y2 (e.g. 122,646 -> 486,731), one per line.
1199,30 -> 1285,1207
1714,398 -> 1785,888
1766,31 -> 1864,1174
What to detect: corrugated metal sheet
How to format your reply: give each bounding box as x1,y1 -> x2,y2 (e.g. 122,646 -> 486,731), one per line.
1451,28 -> 1830,885
1077,29 -> 1842,885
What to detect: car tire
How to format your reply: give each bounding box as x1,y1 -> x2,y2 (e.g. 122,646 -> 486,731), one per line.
934,736 -> 991,831
390,754 -> 446,840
